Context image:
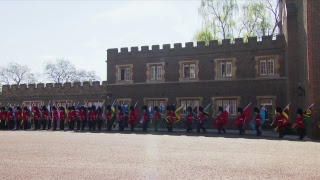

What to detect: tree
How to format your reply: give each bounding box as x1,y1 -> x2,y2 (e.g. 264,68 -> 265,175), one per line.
266,0 -> 280,36
74,69 -> 100,83
194,27 -> 215,45
0,63 -> 37,85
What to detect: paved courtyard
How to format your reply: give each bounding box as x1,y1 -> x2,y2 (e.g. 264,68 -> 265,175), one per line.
1,130 -> 320,179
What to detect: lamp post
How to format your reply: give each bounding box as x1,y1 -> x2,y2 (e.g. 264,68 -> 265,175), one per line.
297,83 -> 305,108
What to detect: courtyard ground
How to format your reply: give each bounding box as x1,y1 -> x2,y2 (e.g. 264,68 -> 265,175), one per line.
0,130 -> 320,179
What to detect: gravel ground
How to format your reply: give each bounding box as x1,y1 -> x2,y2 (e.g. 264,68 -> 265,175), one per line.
1,130 -> 320,180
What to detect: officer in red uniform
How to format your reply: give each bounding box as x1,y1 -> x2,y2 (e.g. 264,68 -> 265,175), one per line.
51,106 -> 59,130
168,106 -> 176,132
142,105 -> 149,132
0,107 -> 6,130
68,106 -> 75,130
153,106 -> 160,132
292,108 -> 305,140
22,107 -> 30,130
91,105 -> 97,131
33,106 -> 41,130
197,106 -> 207,134
97,106 -> 103,131
117,106 -> 124,131
78,106 -> 85,131
214,107 -> 226,134
234,107 -> 245,135
274,107 -> 286,138
105,105 -> 113,131
185,106 -> 194,133
41,106 -> 49,130
254,107 -> 262,136
165,105 -> 171,132
87,107 -> 92,130
15,106 -> 22,130
59,106 -> 66,131
128,106 -> 136,132
7,107 -> 14,130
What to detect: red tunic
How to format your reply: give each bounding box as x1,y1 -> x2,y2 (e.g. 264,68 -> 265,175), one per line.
142,112 -> 148,122
42,110 -> 48,120
255,114 -> 261,125
235,115 -> 245,125
15,111 -> 22,121
105,112 -> 111,121
97,112 -> 102,121
51,111 -> 59,121
198,113 -> 205,124
22,111 -> 29,121
0,111 -> 6,121
128,112 -> 135,123
275,114 -> 286,127
153,112 -> 160,122
185,113 -> 193,124
118,112 -> 123,122
68,111 -> 75,121
78,111 -> 85,121
33,111 -> 41,121
7,111 -> 13,121
293,116 -> 304,128
59,111 -> 65,121
215,113 -> 224,124
169,112 -> 176,123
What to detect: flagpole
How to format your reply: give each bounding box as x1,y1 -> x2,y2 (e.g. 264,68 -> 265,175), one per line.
134,101 -> 138,108
244,102 -> 252,110
204,103 -> 211,110
307,103 -> 314,110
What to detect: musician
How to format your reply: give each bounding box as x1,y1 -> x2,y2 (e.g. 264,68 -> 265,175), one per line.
142,105 -> 148,132
59,106 -> 66,131
105,105 -> 113,131
153,106 -> 160,132
33,106 -> 41,130
15,106 -> 22,130
197,106 -> 207,134
292,108 -> 305,140
185,106 -> 194,133
254,107 -> 262,136
128,106 -> 136,132
41,106 -> 49,130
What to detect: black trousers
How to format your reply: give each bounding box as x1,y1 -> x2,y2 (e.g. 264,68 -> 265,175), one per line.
197,123 -> 206,133
60,120 -> 64,130
42,120 -> 46,130
34,120 -> 39,130
238,124 -> 245,135
16,120 -> 20,130
88,121 -> 92,130
130,122 -> 135,131
69,121 -> 75,130
186,123 -> 192,133
77,121 -> 81,130
278,126 -> 286,138
48,120 -> 52,130
107,121 -> 113,131
297,128 -> 306,140
255,124 -> 261,136
53,120 -> 58,130
97,120 -> 102,130
8,120 -> 14,130
0,120 -> 5,130
23,120 -> 28,130
154,121 -> 158,132
167,122 -> 173,132
92,120 -> 96,131
218,123 -> 226,134
142,121 -> 148,132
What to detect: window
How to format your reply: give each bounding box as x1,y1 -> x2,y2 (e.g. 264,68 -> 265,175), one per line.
53,100 -> 73,108
116,64 -> 133,83
146,62 -> 165,83
214,58 -> 236,80
260,59 -> 274,76
22,101 -> 44,108
259,98 -> 274,121
179,60 -> 199,81
179,99 -> 200,115
151,65 -> 162,80
183,63 -> 196,78
220,62 -> 232,77
116,99 -> 131,106
215,99 -> 237,116
144,98 -> 168,114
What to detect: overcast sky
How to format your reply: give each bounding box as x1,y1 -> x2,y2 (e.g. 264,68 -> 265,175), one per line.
0,0 -> 200,82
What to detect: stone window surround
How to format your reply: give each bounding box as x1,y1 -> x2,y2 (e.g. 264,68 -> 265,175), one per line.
179,60 -> 199,82
256,95 -> 276,120
214,58 -> 237,80
255,55 -> 280,78
176,97 -> 203,115
22,101 -> 45,107
146,62 -> 165,83
211,96 -> 241,116
115,64 -> 133,84
116,98 -> 131,106
143,98 -> 168,107
83,100 -> 105,107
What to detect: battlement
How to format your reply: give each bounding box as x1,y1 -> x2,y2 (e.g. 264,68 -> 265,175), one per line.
107,35 -> 286,60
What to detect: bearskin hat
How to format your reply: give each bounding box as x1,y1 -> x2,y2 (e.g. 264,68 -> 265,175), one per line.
59,106 -> 65,111
276,107 -> 282,113
218,106 -> 223,112
8,107 -> 13,112
166,105 -> 171,111
187,106 -> 192,113
237,107 -> 243,113
297,108 -> 303,116
199,106 -> 203,112
171,105 -> 176,111
80,105 -> 84,111
17,106 -> 22,111
118,106 -> 122,111
1,107 -> 5,111
142,105 -> 148,111
23,106 -> 29,111
42,106 -> 47,111
154,106 -> 159,112
106,105 -> 111,111
91,105 -> 96,111
71,106 -> 75,110
52,106 -> 57,111
130,105 -> 134,111
88,107 -> 92,111
97,107 -> 102,113
34,106 -> 39,111
254,107 -> 259,113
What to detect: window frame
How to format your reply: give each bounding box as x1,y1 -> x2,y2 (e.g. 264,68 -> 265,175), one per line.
179,60 -> 199,82
146,62 -> 165,83
116,64 -> 133,84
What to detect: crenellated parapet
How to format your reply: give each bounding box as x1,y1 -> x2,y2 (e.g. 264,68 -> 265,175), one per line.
107,35 -> 286,61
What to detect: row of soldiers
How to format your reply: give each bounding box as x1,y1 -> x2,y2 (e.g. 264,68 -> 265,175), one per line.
0,104 -> 307,140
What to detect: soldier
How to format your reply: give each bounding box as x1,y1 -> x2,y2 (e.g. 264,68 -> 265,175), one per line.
292,108 -> 305,140
78,106 -> 85,131
68,106 -> 75,130
153,106 -> 160,132
168,106 -> 176,132
97,106 -> 103,131
33,106 -> 41,130
22,107 -> 29,130
234,107 -> 245,135
165,105 -> 171,132
197,106 -> 207,134
0,107 -> 6,130
105,105 -> 113,131
185,106 -> 194,133
51,106 -> 59,130
254,107 -> 262,136
15,106 -> 22,130
128,106 -> 136,132
274,107 -> 286,138
59,106 -> 66,131
117,106 -> 124,131
7,107 -> 14,130
91,105 -> 97,131
214,107 -> 226,134
41,106 -> 49,130
141,105 -> 149,132
87,107 -> 92,130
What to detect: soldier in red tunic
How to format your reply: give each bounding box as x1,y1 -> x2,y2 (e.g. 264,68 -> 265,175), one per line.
234,107 -> 245,135
0,107 -> 6,130
214,107 -> 226,134
185,106 -> 194,133
292,108 -> 305,140
51,106 -> 59,130
68,106 -> 75,130
87,107 -> 92,130
117,106 -> 124,131
22,107 -> 30,130
254,107 -> 262,136
274,107 -> 286,138
153,106 -> 160,132
105,105 -> 113,131
97,106 -> 103,131
78,106 -> 85,131
128,106 -> 136,132
59,106 -> 66,131
41,106 -> 49,130
91,105 -> 97,131
197,106 -> 207,134
165,105 -> 171,132
33,106 -> 41,130
7,107 -> 14,130
15,106 -> 22,130
141,106 -> 149,132
168,106 -> 176,132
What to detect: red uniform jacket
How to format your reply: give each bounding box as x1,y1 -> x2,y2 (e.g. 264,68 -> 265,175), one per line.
255,114 -> 261,125
153,112 -> 160,122
0,111 -> 6,121
105,112 -> 112,121
198,113 -> 205,124
33,111 -> 41,121
78,111 -> 85,121
185,113 -> 193,124
68,111 -> 75,121
118,112 -> 123,122
292,116 -> 304,128
88,111 -> 96,121
214,113 -> 224,125
22,111 -> 29,121
169,112 -> 176,123
97,112 -> 102,121
128,112 -> 135,124
235,115 -> 245,125
51,111 -> 59,121
42,110 -> 48,121
275,114 -> 286,127
59,111 -> 65,121
15,111 -> 22,121
7,111 -> 13,121
142,112 -> 148,122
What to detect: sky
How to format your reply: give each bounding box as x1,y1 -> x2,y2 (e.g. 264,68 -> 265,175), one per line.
0,0 -> 200,82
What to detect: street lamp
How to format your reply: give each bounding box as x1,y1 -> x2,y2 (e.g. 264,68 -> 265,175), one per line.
297,83 -> 305,108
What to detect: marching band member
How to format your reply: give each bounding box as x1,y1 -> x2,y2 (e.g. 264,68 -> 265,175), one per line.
292,108 -> 305,140
197,106 -> 207,134
153,106 -> 160,132
41,106 -> 49,130
185,106 -> 194,133
254,107 -> 262,136
51,106 -> 59,131
59,106 -> 66,131
142,105 -> 148,132
128,106 -> 136,132
105,105 -> 113,131
33,106 -> 41,130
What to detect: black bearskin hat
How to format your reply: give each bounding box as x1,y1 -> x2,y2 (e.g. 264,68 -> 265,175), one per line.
59,106 -> 65,111
254,107 -> 259,113
237,107 -> 243,113
17,106 -> 22,111
171,105 -> 176,111
199,106 -> 203,112
52,106 -> 57,111
106,105 -> 111,111
8,107 -> 13,112
166,105 -> 171,111
276,107 -> 282,113
154,106 -> 159,112
142,105 -> 148,111
80,106 -> 84,111
91,105 -> 96,111
71,106 -> 75,110
23,106 -> 28,111
42,106 -> 47,111
297,108 -> 303,116
218,106 -> 223,112
97,107 -> 102,113
1,107 -> 5,111
34,106 -> 39,111
118,106 -> 122,111
88,107 -> 92,111
187,106 -> 192,112
130,106 -> 134,111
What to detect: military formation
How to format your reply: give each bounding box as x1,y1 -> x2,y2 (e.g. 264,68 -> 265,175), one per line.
0,102 -> 310,140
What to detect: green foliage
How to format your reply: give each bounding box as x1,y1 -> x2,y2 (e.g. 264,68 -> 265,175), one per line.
194,28 -> 215,45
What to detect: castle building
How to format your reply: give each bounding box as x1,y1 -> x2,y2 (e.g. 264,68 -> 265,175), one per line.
1,0 -> 320,138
